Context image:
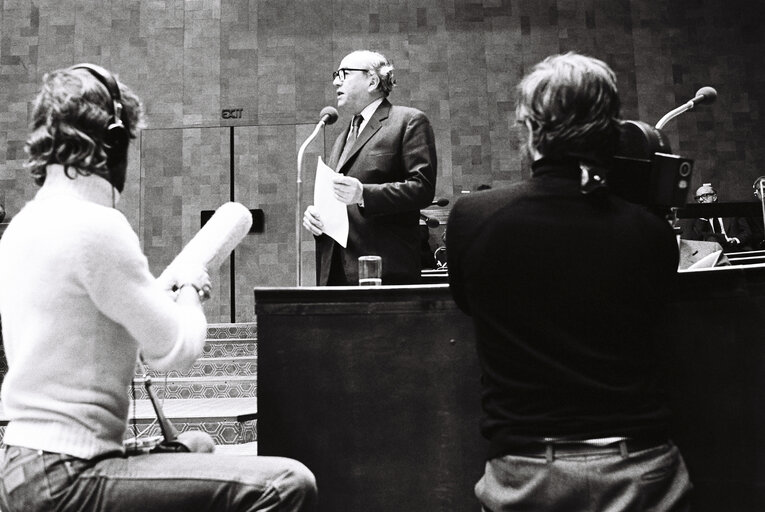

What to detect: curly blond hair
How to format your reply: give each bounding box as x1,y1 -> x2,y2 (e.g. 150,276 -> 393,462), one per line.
25,67 -> 145,185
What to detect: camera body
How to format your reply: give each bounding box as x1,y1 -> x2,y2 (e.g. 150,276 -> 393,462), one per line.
607,120 -> 694,209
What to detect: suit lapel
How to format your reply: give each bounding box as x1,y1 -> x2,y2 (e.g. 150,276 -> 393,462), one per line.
336,99 -> 392,174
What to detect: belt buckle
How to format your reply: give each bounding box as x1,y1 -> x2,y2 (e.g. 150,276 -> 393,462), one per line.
542,437 -> 628,462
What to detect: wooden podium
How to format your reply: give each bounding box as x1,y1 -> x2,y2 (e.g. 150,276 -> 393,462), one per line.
255,285 -> 484,512
255,268 -> 765,512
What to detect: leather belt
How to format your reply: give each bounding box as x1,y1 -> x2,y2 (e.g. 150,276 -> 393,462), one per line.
508,438 -> 668,461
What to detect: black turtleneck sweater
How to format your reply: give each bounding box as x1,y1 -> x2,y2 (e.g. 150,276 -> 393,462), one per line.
447,158 -> 679,460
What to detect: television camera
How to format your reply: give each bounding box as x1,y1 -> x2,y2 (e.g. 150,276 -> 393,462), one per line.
606,86 -> 717,211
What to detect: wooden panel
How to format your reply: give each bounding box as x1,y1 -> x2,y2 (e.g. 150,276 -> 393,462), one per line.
256,274 -> 765,512
255,285 -> 485,512
662,265 -> 765,511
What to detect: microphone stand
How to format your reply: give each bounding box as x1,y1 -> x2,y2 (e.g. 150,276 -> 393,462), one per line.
296,121 -> 328,286
656,100 -> 698,130
759,181 -> 765,248
137,355 -> 186,450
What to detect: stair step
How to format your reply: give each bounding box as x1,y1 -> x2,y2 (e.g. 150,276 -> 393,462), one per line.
214,441 -> 258,455
139,356 -> 257,378
0,398 -> 258,424
206,322 -> 257,341
202,322 -> 257,358
131,376 -> 257,400
202,338 -> 258,358
129,398 -> 257,422
127,398 -> 257,445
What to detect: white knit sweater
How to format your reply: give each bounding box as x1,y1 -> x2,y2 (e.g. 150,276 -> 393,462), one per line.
0,165 -> 207,459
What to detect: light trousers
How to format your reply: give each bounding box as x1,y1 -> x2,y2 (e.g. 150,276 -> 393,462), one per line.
0,445 -> 317,512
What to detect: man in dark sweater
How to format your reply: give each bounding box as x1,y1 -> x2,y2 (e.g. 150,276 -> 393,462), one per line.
447,53 -> 692,511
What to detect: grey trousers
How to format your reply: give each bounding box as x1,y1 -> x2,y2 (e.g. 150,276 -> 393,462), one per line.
476,441 -> 692,512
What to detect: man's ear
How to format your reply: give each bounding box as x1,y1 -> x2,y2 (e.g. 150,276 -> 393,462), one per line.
523,120 -> 542,161
367,73 -> 380,92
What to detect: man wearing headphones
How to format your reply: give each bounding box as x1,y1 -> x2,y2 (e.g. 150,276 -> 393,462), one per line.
447,53 -> 691,511
0,65 -> 316,511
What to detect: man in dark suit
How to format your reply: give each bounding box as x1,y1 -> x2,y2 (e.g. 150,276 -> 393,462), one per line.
302,50 -> 437,285
447,52 -> 691,511
685,183 -> 752,251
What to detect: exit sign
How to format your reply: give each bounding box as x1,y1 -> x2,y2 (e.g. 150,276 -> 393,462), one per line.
221,108 -> 244,119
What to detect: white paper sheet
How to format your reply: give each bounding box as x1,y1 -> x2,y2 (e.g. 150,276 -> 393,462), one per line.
313,157 -> 349,248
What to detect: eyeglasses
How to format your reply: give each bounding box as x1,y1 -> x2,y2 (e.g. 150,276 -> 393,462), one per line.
696,193 -> 717,200
332,68 -> 369,82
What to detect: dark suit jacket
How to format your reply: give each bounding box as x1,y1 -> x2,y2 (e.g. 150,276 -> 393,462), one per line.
686,216 -> 752,251
745,214 -> 765,250
315,99 -> 437,285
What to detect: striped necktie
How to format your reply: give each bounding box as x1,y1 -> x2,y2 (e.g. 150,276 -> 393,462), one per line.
350,114 -> 362,139
337,115 -> 363,170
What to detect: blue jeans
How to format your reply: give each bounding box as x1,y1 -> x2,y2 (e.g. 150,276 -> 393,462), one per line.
476,441 -> 692,511
0,445 -> 317,512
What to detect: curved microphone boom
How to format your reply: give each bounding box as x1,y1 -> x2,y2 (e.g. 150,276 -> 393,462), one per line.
296,107 -> 339,286
656,86 -> 717,129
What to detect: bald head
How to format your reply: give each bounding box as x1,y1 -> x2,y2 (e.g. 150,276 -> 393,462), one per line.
333,50 -> 396,114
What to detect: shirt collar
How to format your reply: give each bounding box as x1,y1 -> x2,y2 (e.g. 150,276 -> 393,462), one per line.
357,97 -> 384,125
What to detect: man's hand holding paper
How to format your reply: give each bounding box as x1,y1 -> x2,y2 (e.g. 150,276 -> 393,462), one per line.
331,173 -> 364,205
306,157 -> 349,248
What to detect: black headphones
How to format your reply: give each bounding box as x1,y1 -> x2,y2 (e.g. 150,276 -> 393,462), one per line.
70,63 -> 129,171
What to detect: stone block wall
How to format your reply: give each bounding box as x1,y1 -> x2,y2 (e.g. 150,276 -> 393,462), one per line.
1,0 -> 763,320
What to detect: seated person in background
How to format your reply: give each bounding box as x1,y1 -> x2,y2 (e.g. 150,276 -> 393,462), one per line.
686,183 -> 752,252
0,64 -> 316,512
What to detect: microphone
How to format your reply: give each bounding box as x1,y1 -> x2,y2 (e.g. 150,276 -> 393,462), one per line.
691,86 -> 717,106
296,107 -> 339,285
656,85 -> 717,129
431,198 -> 449,207
420,213 -> 440,228
159,202 -> 252,288
318,106 -> 339,126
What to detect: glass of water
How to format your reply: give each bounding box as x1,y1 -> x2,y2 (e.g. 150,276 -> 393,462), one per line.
358,256 -> 382,286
